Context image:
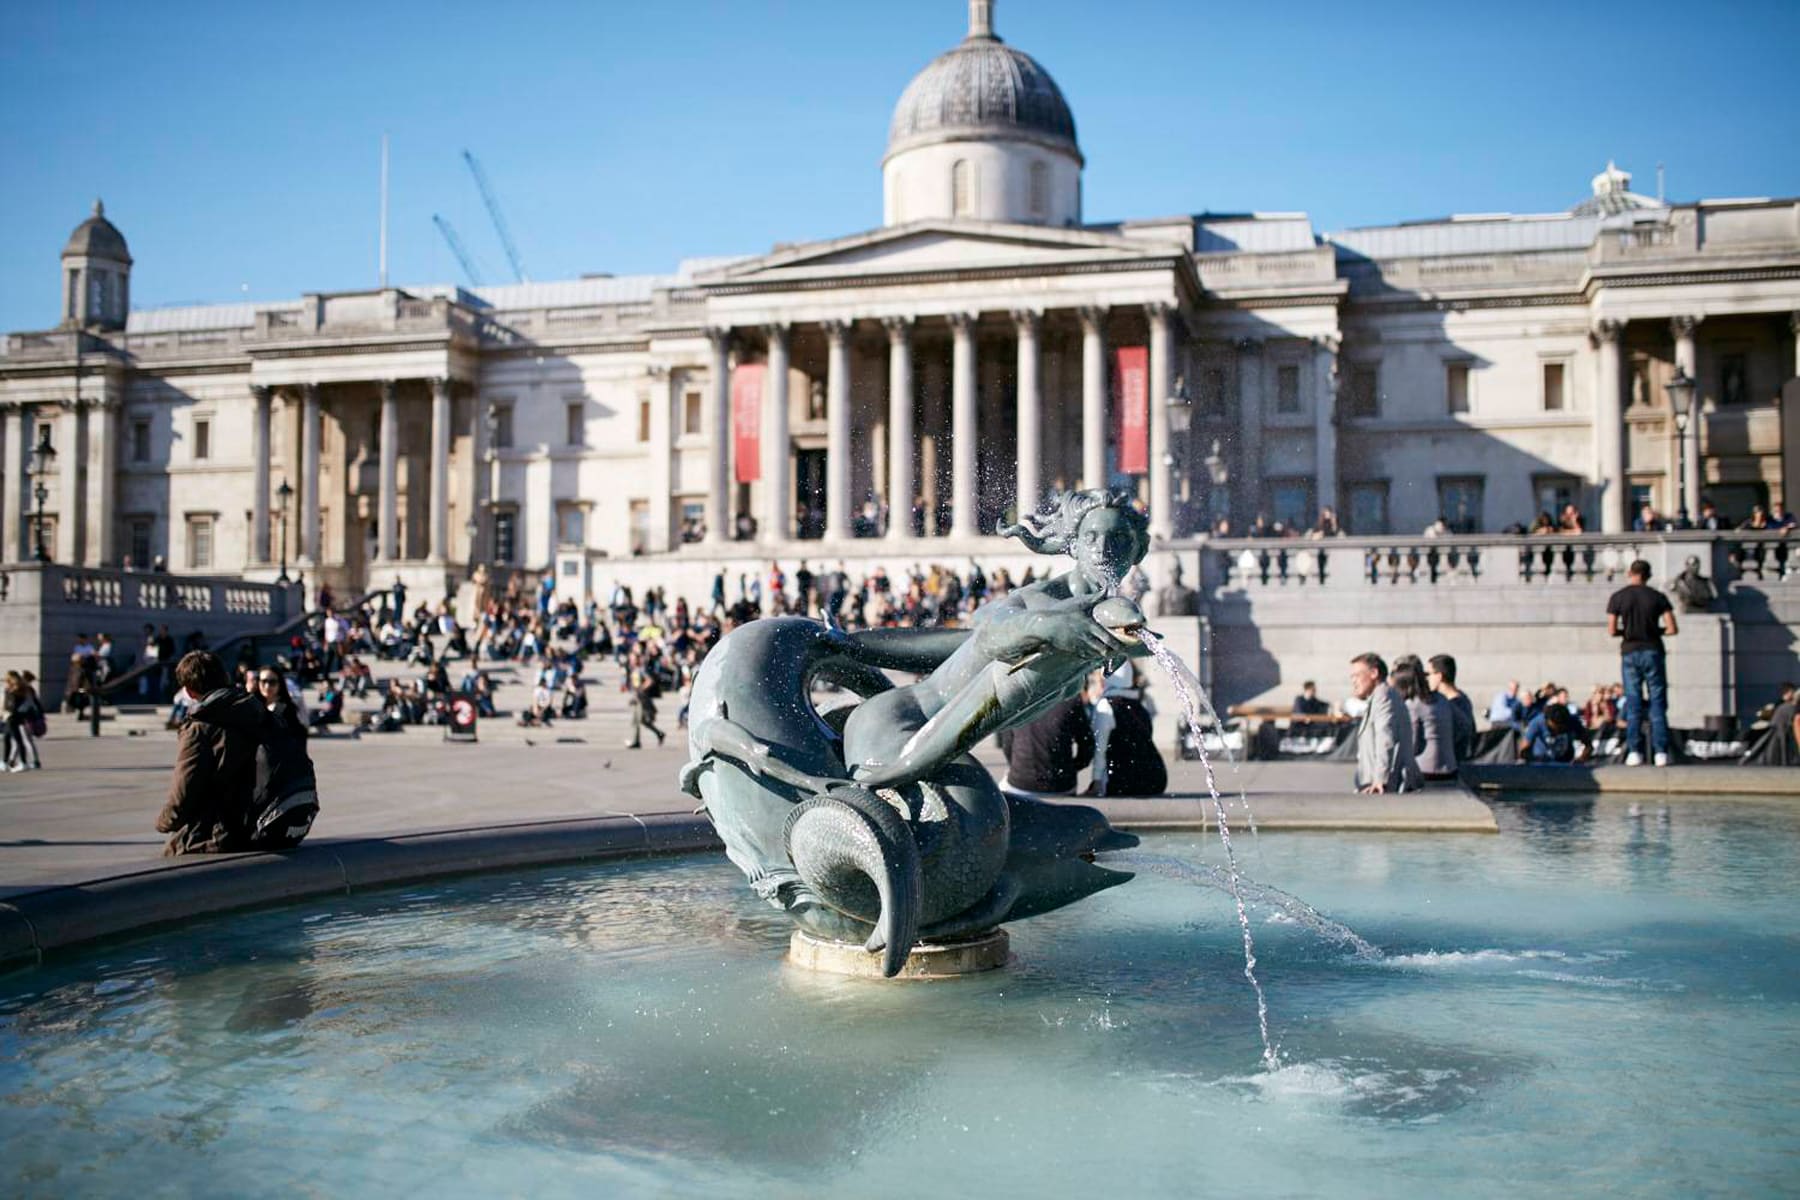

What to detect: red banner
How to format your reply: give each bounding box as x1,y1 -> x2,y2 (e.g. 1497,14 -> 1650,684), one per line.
1112,345 -> 1149,475
732,363 -> 765,484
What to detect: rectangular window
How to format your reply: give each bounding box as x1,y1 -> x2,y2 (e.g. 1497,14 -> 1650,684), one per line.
492,510 -> 517,564
683,390 -> 704,436
556,504 -> 585,547
1265,478 -> 1314,532
636,397 -> 652,443
629,499 -> 650,556
491,405 -> 514,450
1542,362 -> 1566,412
35,421 -> 53,453
1198,367 -> 1227,417
680,499 -> 706,542
1345,481 -> 1389,535
1533,475 -> 1581,525
1436,476 -> 1484,534
131,419 -> 151,463
1345,364 -> 1379,418
1275,364 -> 1301,414
186,515 -> 214,569
128,518 -> 153,569
193,418 -> 211,461
1629,480 -> 1657,518
1446,363 -> 1470,414
1719,353 -> 1748,406
567,402 -> 586,447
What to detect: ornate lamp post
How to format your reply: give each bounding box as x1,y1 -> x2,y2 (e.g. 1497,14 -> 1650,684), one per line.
274,479 -> 293,583
29,424 -> 55,564
1667,367 -> 1696,523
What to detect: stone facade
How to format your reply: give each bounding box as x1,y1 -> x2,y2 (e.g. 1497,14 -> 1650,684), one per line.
3,3 -> 1798,604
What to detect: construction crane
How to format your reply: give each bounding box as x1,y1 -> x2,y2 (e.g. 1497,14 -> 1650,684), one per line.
462,150 -> 529,283
432,213 -> 484,287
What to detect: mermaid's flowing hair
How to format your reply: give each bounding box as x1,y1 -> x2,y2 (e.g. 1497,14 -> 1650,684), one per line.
999,488 -> 1149,558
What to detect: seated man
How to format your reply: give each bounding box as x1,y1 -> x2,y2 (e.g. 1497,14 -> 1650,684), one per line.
1348,652 -> 1422,794
1522,703 -> 1590,764
155,650 -> 264,855
1291,680 -> 1330,717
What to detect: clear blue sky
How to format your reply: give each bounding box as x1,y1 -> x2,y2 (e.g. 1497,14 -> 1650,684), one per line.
3,0 -> 1796,332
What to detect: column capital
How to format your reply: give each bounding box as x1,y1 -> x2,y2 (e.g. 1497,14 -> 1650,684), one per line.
1670,314 -> 1704,338
704,325 -> 733,351
251,384 -> 274,404
1076,305 -> 1108,334
821,318 -> 852,343
763,322 -> 791,351
882,315 -> 913,342
429,376 -> 453,399
1593,318 -> 1625,343
946,311 -> 978,334
1311,333 -> 1341,354
1235,337 -> 1264,355
379,378 -> 399,399
1010,308 -> 1042,335
1790,310 -> 1800,335
1144,301 -> 1174,324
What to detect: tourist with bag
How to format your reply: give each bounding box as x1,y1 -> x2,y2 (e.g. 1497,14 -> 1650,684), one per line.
244,667 -> 320,849
4,671 -> 45,772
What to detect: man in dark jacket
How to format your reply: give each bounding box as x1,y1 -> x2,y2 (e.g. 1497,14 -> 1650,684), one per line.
155,651 -> 263,855
997,696 -> 1095,796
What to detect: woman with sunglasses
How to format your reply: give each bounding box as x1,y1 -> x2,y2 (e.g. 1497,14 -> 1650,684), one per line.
248,667 -> 320,848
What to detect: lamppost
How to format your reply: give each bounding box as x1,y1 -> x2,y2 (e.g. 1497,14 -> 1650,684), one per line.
1164,374 -> 1192,535
464,516 -> 479,579
29,424 -> 55,564
274,479 -> 293,583
1667,367 -> 1697,523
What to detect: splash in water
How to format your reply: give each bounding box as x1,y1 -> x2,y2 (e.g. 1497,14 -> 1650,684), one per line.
1116,851 -> 1381,961
1139,629 -> 1279,1070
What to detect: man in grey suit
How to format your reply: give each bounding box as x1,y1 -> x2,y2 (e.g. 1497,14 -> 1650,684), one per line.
1349,652 -> 1422,794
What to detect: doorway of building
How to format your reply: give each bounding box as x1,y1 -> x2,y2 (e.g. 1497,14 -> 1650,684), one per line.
795,449 -> 826,539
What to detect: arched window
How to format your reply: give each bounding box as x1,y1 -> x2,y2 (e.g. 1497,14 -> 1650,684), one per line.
951,159 -> 971,216
1029,161 -> 1049,218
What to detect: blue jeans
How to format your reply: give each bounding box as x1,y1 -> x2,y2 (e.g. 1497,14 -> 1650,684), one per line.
1620,649 -> 1670,757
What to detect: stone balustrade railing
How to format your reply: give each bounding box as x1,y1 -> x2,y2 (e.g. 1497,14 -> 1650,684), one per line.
3,565 -> 292,619
1198,531 -> 1794,595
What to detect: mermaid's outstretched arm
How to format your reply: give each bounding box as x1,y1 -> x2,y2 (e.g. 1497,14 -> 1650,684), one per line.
853,666 -> 1013,789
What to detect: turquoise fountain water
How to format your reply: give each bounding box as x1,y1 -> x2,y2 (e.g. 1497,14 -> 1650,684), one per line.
3,796 -> 1797,1197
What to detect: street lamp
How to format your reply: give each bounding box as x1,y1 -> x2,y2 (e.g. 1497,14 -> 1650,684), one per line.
274,479 -> 293,583
464,516 -> 479,578
29,425 -> 55,564
1667,367 -> 1697,522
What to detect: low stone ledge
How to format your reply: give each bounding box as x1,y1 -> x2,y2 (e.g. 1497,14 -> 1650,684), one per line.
1463,764 -> 1800,797
0,814 -> 723,971
1075,788 -> 1499,833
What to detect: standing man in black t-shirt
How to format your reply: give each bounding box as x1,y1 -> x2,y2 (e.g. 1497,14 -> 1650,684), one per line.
1606,559 -> 1679,765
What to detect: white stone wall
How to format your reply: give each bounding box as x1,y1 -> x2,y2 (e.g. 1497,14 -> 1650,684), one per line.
884,139 -> 1080,227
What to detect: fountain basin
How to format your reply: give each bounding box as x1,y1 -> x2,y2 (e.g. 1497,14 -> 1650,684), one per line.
1,796 -> 1795,1197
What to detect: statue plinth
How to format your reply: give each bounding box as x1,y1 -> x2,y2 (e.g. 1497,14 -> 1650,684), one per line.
787,929 -> 1010,979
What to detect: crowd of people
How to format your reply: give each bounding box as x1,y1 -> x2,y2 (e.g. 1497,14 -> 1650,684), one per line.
1212,496 -> 1798,542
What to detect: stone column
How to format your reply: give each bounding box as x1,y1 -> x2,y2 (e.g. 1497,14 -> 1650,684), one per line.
298,384 -> 321,565
705,328 -> 731,546
378,379 -> 398,561
1235,339 -> 1264,526
428,377 -> 451,561
1013,309 -> 1042,520
949,312 -> 979,539
1792,312 -> 1800,383
1079,306 -> 1108,490
1313,336 -> 1339,527
1147,303 -> 1175,540
250,385 -> 272,564
762,323 -> 791,543
2,407 -> 23,563
920,344 -> 946,535
1672,316 -> 1703,519
61,404 -> 83,564
824,319 -> 853,541
86,399 -> 117,566
1594,319 -> 1626,533
885,316 -> 915,541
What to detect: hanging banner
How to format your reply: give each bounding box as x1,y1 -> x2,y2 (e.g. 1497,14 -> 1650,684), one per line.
1112,345 -> 1149,475
732,362 -> 765,484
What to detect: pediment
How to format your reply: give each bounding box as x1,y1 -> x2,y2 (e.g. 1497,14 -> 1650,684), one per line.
699,220 -> 1184,286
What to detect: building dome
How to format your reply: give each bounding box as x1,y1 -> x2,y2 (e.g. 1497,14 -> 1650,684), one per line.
885,10 -> 1080,163
882,2 -> 1083,227
1570,161 -> 1662,218
63,199 -> 132,264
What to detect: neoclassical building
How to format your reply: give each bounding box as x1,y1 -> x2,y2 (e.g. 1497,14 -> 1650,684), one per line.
4,0 -> 1799,600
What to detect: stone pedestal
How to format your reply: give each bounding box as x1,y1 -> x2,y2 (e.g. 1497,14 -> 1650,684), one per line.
787,928 -> 1009,979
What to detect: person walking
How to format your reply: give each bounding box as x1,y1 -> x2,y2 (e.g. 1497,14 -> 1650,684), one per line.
1348,652 -> 1421,794
624,659 -> 665,748
1607,559 -> 1679,766
3,671 -> 44,772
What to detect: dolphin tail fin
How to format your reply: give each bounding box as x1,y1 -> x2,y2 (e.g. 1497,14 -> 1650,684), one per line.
784,786 -> 922,978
